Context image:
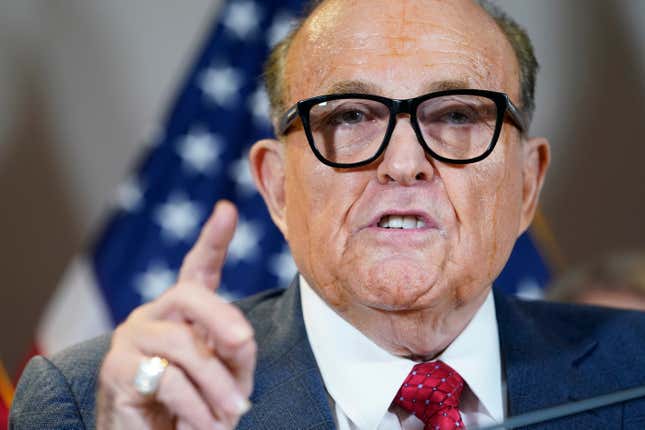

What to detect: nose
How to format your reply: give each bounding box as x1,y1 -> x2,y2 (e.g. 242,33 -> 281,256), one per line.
376,116 -> 435,185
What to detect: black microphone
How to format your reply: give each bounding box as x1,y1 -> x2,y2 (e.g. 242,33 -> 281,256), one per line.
476,384 -> 645,429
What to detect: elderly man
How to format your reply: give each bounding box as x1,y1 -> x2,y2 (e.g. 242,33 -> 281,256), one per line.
11,0 -> 645,429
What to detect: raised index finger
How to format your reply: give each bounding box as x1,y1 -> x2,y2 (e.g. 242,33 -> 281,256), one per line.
177,200 -> 238,290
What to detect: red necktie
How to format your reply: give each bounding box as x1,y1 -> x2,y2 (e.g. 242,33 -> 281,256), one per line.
392,360 -> 466,430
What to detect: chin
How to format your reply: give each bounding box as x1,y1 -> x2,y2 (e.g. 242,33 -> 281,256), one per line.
342,256 -> 447,311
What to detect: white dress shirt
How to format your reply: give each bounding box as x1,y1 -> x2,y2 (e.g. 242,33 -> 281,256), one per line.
300,276 -> 506,429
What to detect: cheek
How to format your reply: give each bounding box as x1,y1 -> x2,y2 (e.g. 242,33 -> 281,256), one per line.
444,145 -> 524,283
283,145 -> 364,280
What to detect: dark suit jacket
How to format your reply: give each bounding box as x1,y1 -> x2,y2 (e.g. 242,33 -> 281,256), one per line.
10,277 -> 645,429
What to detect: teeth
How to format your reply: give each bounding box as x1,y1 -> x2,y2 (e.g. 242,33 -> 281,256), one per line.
378,215 -> 425,229
389,216 -> 403,228
402,216 -> 416,229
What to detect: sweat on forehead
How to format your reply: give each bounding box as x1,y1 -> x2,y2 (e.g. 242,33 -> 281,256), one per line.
283,0 -> 519,103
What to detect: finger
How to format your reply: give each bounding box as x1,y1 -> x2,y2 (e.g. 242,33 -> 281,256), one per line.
129,320 -> 253,414
137,286 -> 254,353
132,293 -> 256,396
178,200 -> 238,289
156,363 -> 230,430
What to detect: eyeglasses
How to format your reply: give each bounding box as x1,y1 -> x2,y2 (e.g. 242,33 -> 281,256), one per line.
277,89 -> 527,168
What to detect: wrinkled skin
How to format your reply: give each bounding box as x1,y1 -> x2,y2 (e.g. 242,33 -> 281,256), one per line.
250,0 -> 549,359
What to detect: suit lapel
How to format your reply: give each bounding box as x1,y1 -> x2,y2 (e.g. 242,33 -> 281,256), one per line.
238,278 -> 335,429
494,290 -> 621,428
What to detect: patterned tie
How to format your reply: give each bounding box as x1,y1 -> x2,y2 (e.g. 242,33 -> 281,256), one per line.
392,360 -> 466,430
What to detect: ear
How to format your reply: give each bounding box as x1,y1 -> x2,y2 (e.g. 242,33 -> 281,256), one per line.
518,136 -> 550,235
249,138 -> 288,236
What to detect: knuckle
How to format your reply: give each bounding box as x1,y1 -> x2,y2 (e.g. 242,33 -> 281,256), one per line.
155,367 -> 184,407
165,323 -> 195,350
98,349 -> 128,388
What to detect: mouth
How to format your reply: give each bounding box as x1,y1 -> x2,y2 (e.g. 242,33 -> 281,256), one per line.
377,214 -> 427,229
366,211 -> 437,231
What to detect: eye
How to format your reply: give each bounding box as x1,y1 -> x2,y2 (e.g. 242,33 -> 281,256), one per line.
330,109 -> 366,125
441,109 -> 475,125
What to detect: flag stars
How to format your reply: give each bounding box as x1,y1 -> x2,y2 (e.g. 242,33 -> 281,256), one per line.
268,246 -> 297,285
229,156 -> 257,197
248,86 -> 271,125
516,277 -> 544,300
227,218 -> 262,263
217,288 -> 240,303
199,65 -> 243,108
177,129 -> 222,174
267,12 -> 296,47
154,194 -> 202,242
115,178 -> 143,212
135,263 -> 176,302
223,1 -> 261,40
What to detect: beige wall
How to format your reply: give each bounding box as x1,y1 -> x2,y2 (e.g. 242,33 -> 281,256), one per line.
1,0 -> 644,375
0,0 -> 220,375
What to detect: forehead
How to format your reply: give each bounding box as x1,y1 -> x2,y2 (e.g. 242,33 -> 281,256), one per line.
285,0 -> 519,103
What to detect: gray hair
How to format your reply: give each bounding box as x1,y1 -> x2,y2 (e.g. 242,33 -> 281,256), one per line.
263,0 -> 538,128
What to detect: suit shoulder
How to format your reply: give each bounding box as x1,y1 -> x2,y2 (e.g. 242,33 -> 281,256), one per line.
512,297 -> 645,329
11,334 -> 110,428
508,297 -> 645,350
234,287 -> 288,321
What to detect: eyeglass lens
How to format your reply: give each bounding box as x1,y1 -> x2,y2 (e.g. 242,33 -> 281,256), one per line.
308,95 -> 499,164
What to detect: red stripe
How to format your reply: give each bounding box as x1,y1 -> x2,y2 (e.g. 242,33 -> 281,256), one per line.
0,391 -> 8,430
14,344 -> 41,383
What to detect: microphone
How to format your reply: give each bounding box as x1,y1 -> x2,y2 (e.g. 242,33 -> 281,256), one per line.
476,384 -> 645,429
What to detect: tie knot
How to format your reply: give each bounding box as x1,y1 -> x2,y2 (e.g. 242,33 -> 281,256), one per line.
392,360 -> 466,430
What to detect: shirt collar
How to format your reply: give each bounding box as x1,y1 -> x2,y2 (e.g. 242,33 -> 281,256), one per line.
300,275 -> 504,429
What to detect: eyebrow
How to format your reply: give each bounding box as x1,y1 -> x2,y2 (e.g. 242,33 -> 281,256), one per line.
324,80 -> 381,94
322,79 -> 472,96
422,79 -> 471,93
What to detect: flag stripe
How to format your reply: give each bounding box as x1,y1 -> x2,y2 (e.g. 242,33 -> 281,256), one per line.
0,361 -> 13,411
36,258 -> 112,355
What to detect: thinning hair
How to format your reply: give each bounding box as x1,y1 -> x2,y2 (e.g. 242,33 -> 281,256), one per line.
263,0 -> 538,128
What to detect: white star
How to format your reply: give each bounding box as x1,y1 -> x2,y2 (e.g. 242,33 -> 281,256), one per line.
135,262 -> 176,302
177,129 -> 222,174
227,218 -> 262,264
269,246 -> 297,286
229,155 -> 257,197
154,194 -> 202,242
248,86 -> 271,125
217,287 -> 241,303
199,65 -> 243,108
515,277 -> 544,300
267,12 -> 297,47
115,177 -> 143,212
223,1 -> 261,39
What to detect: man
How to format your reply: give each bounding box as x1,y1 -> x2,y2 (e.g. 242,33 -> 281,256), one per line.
10,0 -> 645,429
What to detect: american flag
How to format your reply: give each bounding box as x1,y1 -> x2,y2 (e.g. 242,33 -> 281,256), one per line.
34,0 -> 552,357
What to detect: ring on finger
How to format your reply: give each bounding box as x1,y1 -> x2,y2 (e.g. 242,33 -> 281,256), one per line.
134,356 -> 169,396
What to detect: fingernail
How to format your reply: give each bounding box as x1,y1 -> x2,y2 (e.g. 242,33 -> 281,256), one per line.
232,394 -> 252,415
230,324 -> 252,342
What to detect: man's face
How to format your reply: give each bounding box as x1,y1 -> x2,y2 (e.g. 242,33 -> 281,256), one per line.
255,0 -> 547,325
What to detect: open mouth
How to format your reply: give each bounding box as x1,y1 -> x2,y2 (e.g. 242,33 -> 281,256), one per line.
377,214 -> 427,229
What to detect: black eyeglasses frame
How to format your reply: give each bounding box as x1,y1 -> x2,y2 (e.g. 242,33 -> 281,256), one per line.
277,89 -> 527,168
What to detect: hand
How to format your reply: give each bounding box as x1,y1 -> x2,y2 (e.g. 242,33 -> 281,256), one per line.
97,201 -> 257,430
